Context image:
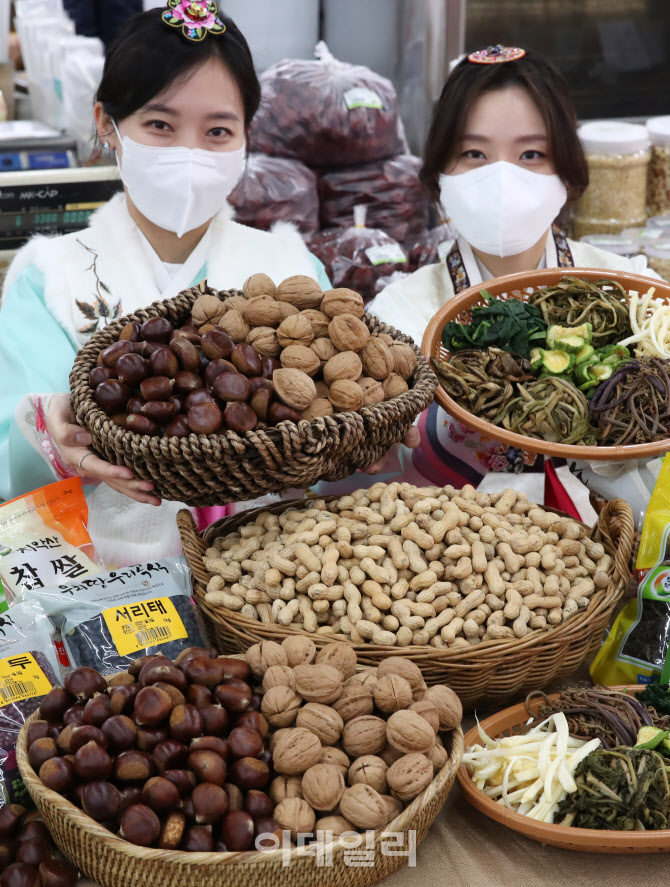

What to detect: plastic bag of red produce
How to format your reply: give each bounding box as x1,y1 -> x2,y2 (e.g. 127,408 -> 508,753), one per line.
228,154 -> 319,236
319,155 -> 430,244
249,41 -> 407,168
407,222 -> 457,271
309,207 -> 409,303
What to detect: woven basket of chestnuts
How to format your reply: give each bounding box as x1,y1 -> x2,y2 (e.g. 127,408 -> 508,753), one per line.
69,276 -> 436,506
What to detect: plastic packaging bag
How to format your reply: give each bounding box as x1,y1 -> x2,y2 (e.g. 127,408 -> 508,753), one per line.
591,453 -> 670,685
407,222 -> 457,272
32,556 -> 205,675
250,41 -> 407,168
0,600 -> 61,806
309,206 -> 409,303
318,155 -> 429,245
228,153 -> 319,236
0,478 -> 103,611
569,456 -> 664,531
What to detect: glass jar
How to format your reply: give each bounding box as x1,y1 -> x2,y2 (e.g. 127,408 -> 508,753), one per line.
574,121 -> 650,240
580,232 -> 640,258
643,239 -> 670,281
647,116 -> 670,217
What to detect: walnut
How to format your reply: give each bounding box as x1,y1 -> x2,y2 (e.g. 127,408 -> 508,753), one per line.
345,669 -> 378,689
301,309 -> 330,338
316,643 -> 357,680
380,794 -> 403,823
278,301 -> 300,320
329,380 -> 364,412
296,702 -> 344,746
388,342 -> 417,381
386,710 -> 436,755
320,746 -> 350,776
301,763 -> 345,812
423,686 -> 462,730
413,681 -> 427,702
270,728 -> 292,752
218,309 -> 250,343
246,640 -> 288,678
323,351 -> 362,385
301,399 -> 334,421
191,294 -> 225,326
378,333 -> 394,345
273,727 -> 322,775
360,338 -> 394,381
247,326 -> 280,357
332,684 -> 374,723
243,272 -> 276,299
293,664 -> 343,704
221,295 -> 247,314
262,665 -> 297,693
339,784 -> 387,830
321,288 -> 365,319
315,380 -> 330,399
273,368 -> 317,412
347,756 -> 388,794
243,296 -> 284,327
276,275 -> 323,309
198,323 -> 217,334
377,658 -> 424,694
358,376 -> 385,407
387,752 -> 434,801
427,744 -> 449,774
380,744 -> 404,767
383,373 -> 409,400
328,314 -> 370,353
281,344 -> 320,377
277,314 -> 314,348
270,775 -> 303,805
310,337 -> 338,368
372,674 -> 413,714
408,700 -> 440,734
282,635 -> 317,668
315,815 -> 354,837
341,715 -> 387,757
261,685 -> 302,727
274,797 -> 316,840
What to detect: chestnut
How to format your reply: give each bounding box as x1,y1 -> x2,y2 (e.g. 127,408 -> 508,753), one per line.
139,376 -> 174,402
230,758 -> 270,791
187,750 -> 227,786
171,394 -> 185,413
184,388 -> 216,409
268,402 -> 301,424
89,366 -> 115,388
204,358 -> 237,387
142,776 -> 181,814
83,693 -> 112,727
142,341 -> 168,357
244,791 -> 273,821
181,825 -> 213,852
45,724 -> 63,741
182,657 -> 223,688
224,403 -> 257,433
0,807 -> 25,838
186,685 -> 213,710
62,704 -> 86,728
190,737 -> 229,760
157,812 -> 186,851
249,693 -> 263,713
214,681 -> 251,713
102,715 -> 137,753
0,863 -> 39,887
25,722 -> 49,748
139,664 -> 187,691
220,811 -> 254,852
200,704 -> 228,736
109,684 -> 139,716
173,371 -> 202,394
224,783 -> 243,813
107,673 -> 135,688
254,817 -> 282,846
152,739 -> 188,773
73,741 -> 113,782
212,372 -> 250,403
142,400 -> 177,424
95,379 -> 130,414
100,340 -> 134,367
16,822 -> 49,845
219,658 -> 251,682
248,377 -> 272,395
170,337 -> 200,371
140,317 -> 173,344
165,415 -> 191,438
150,347 -> 179,378
154,682 -> 186,707
114,750 -> 154,784
110,412 -> 130,429
116,352 -> 149,387
181,796 -> 195,822
258,749 -> 272,767
39,688 -> 74,723
126,396 -> 146,415
118,786 -> 144,814
231,344 -> 262,377
163,769 -> 197,798
134,686 -> 173,727
235,711 -> 268,738
120,321 -> 141,342
135,727 -> 168,752
130,655 -> 170,677
169,704 -> 203,743
119,804 -> 161,847
38,859 -> 78,887
187,402 -> 223,434
250,388 -> 273,421
201,329 -> 234,360
27,739 -> 57,773
171,326 -> 201,345
64,667 -> 107,702
228,727 -> 263,760
0,840 -> 15,869
69,725 -> 108,754
261,356 -> 281,379
192,783 -> 228,825
82,781 -> 122,822
38,758 -> 74,794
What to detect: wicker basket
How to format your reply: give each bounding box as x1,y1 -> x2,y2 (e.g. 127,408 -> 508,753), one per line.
69,283 -> 437,507
421,266 -> 670,461
17,709 -> 463,887
177,495 -> 634,709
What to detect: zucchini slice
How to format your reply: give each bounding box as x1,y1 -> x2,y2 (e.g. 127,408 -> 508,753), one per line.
541,349 -> 574,375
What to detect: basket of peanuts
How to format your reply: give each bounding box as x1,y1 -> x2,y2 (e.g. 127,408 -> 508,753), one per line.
177,483 -> 634,708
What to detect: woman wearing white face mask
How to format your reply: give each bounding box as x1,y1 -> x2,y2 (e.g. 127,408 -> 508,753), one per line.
368,46 -> 660,501
0,3 -> 330,566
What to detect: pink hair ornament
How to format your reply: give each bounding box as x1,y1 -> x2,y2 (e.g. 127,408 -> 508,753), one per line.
162,0 -> 226,42
468,45 -> 526,65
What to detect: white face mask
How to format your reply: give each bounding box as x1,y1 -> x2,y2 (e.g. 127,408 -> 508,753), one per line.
439,161 -> 567,258
113,122 -> 246,238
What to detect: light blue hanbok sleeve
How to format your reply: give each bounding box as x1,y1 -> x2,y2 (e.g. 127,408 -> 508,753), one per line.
0,264 -> 76,501
309,254 -> 331,291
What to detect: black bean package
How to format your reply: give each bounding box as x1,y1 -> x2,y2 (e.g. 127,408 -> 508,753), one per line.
31,557 -> 206,676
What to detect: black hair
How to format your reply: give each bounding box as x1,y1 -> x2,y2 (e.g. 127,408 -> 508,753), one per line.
96,10 -> 261,129
421,48 -> 589,203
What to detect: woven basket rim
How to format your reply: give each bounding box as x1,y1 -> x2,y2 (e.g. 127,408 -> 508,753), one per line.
421,266 -> 670,461
17,708 -> 463,867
